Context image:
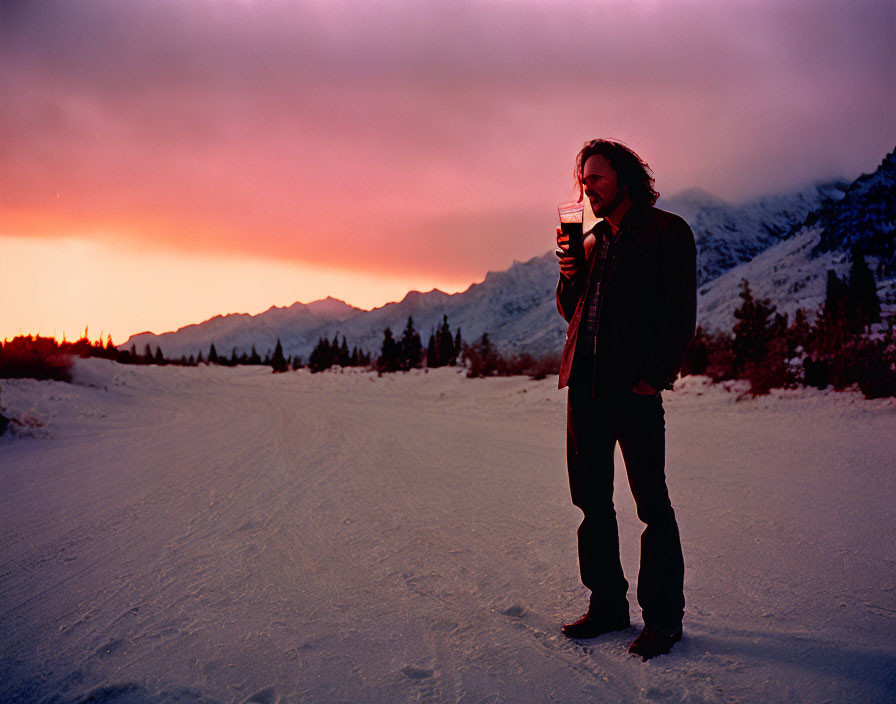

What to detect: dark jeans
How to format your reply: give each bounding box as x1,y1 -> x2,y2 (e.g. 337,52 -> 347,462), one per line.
566,385 -> 685,629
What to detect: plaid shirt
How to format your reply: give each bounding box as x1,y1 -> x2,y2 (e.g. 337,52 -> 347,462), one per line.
575,220 -> 619,361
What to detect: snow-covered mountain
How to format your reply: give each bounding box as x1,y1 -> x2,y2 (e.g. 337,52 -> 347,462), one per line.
304,253 -> 565,359
696,226 -> 847,332
124,297 -> 363,361
658,180 -> 847,285
121,148 -> 894,359
697,147 -> 896,332
812,148 -> 895,274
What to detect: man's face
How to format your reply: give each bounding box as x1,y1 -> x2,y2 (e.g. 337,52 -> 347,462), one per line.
582,154 -> 626,218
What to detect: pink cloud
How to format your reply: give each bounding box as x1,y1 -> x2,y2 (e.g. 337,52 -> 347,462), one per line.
2,0 -> 893,283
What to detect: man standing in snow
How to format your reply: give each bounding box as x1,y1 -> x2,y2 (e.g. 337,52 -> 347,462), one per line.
555,139 -> 696,660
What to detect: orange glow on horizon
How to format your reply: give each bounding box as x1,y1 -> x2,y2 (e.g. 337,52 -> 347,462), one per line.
0,235 -> 476,346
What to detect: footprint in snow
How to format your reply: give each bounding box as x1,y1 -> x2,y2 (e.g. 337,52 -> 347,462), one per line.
401,665 -> 434,680
502,604 -> 526,618
240,686 -> 281,704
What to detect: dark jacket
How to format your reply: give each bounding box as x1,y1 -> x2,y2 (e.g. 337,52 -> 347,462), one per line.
557,204 -> 697,393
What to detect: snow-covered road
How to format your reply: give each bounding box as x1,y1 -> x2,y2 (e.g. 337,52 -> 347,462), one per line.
1,362 -> 894,703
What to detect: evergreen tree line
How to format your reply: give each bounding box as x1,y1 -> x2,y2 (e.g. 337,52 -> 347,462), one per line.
4,250 -> 892,397
375,315 -> 462,373
303,314 -> 558,379
308,335 -> 372,372
143,340 -> 296,372
0,331 -> 301,379
304,315 -> 461,374
119,339 -> 296,373
681,247 -> 894,398
373,315 -> 560,379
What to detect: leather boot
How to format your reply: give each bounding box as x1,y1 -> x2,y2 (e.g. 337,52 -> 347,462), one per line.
561,597 -> 630,639
627,625 -> 683,660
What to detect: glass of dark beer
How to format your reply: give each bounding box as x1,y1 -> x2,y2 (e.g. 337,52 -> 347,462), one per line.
557,201 -> 585,266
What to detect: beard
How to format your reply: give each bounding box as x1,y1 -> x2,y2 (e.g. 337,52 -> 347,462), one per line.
588,189 -> 626,218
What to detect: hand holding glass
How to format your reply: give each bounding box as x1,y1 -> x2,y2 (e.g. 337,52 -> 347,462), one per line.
557,201 -> 585,278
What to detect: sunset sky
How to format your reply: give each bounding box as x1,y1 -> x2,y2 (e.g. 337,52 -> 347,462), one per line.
1,0 -> 893,343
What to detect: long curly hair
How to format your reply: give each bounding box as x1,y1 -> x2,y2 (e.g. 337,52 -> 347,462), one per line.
574,139 -> 659,207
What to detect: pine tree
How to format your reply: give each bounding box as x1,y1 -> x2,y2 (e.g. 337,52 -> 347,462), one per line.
208,343 -> 219,364
426,332 -> 438,367
846,246 -> 881,333
452,327 -> 463,366
196,350 -> 205,364
308,337 -> 332,372
270,338 -> 288,373
230,348 -> 239,366
377,327 -> 399,372
438,315 -> 454,366
339,336 -> 350,366
399,316 -> 423,370
731,279 -> 777,374
144,343 -> 153,362
818,270 -> 850,355
822,270 -> 848,325
154,346 -> 164,364
308,338 -> 322,372
248,346 -> 262,365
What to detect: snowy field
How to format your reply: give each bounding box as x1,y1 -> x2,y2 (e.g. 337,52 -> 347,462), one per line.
1,360 -> 894,704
